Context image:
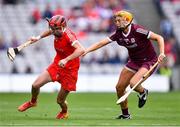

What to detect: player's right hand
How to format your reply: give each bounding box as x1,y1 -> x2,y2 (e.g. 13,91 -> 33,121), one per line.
158,53 -> 166,63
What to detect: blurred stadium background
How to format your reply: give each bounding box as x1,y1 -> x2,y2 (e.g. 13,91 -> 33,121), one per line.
0,0 -> 180,92
0,0 -> 180,126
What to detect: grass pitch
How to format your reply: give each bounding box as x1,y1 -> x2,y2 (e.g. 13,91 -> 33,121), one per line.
0,92 -> 180,126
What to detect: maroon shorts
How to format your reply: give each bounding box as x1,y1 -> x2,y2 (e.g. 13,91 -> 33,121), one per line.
125,57 -> 158,72
47,63 -> 78,91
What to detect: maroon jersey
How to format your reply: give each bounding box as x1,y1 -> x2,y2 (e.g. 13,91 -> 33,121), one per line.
108,24 -> 157,62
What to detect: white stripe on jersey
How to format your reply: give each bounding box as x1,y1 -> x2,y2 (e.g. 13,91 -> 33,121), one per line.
107,37 -> 112,42
66,29 -> 77,43
136,28 -> 149,35
147,31 -> 152,39
71,40 -> 79,46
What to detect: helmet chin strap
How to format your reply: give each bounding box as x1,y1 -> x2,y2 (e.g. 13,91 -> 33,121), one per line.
117,25 -> 129,31
53,30 -> 63,37
117,18 -> 133,31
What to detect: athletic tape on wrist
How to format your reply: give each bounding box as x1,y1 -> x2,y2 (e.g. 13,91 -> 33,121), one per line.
14,48 -> 19,54
160,53 -> 166,57
36,35 -> 41,40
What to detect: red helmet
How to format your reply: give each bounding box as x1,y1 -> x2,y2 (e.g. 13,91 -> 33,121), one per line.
46,15 -> 67,30
46,15 -> 67,37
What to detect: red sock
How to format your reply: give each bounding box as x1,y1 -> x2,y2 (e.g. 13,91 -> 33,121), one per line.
122,108 -> 129,115
31,97 -> 37,103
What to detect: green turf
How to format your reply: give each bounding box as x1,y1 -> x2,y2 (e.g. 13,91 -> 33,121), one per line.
0,92 -> 180,126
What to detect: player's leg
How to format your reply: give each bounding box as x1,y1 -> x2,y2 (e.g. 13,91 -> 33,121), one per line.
56,88 -> 69,119
116,67 -> 135,119
31,70 -> 52,103
18,70 -> 52,112
129,67 -> 149,108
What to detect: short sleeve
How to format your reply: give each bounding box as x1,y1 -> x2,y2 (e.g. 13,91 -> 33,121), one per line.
108,31 -> 118,42
66,29 -> 78,46
135,25 -> 150,39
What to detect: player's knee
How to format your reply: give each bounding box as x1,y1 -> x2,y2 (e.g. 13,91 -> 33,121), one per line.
32,84 -> 40,89
116,84 -> 125,93
57,99 -> 64,105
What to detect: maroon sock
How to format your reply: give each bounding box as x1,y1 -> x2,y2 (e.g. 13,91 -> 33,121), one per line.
31,97 -> 37,103
122,108 -> 129,115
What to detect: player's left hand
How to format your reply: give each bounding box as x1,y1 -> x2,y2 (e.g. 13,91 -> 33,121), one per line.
81,50 -> 88,57
58,59 -> 68,68
158,53 -> 166,63
29,36 -> 41,43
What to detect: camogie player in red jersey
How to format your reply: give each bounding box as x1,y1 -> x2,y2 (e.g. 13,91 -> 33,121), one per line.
83,10 -> 166,119
18,15 -> 85,119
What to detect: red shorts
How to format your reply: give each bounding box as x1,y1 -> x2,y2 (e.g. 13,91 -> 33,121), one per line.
126,57 -> 158,72
47,63 -> 78,91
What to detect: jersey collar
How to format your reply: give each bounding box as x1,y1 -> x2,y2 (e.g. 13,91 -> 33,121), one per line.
122,24 -> 132,37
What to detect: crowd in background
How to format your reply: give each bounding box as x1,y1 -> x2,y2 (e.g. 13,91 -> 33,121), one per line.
0,0 -> 180,76
29,0 -> 130,33
0,0 -> 130,74
153,0 -> 180,89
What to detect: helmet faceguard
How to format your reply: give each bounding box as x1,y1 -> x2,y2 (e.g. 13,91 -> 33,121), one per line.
46,15 -> 67,37
113,10 -> 133,31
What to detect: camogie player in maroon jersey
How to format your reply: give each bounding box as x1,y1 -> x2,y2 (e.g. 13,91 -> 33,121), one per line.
18,15 -> 85,119
83,10 -> 166,119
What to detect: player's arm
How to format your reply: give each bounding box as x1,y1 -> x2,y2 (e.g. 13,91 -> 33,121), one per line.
7,30 -> 53,61
30,30 -> 52,44
19,30 -> 52,50
58,41 -> 85,67
149,32 -> 166,63
84,38 -> 111,56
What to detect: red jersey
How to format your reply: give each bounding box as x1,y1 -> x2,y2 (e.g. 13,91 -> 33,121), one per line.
53,28 -> 80,70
